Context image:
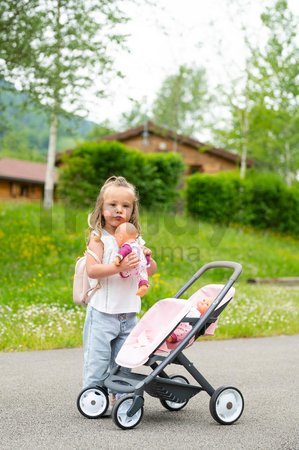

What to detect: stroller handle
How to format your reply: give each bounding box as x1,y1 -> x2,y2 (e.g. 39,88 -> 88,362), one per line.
195,261 -> 242,279
174,261 -> 242,298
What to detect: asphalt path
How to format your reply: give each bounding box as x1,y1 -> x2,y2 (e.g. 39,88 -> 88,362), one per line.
0,335 -> 298,450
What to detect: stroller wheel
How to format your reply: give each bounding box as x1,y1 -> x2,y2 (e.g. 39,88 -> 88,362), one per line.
112,395 -> 143,430
160,375 -> 190,411
209,385 -> 244,425
77,386 -> 109,418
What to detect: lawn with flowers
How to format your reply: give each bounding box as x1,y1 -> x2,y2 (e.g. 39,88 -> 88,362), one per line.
0,202 -> 298,351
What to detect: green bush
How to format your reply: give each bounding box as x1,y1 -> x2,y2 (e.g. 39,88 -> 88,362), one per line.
186,171 -> 299,236
245,173 -> 287,230
244,174 -> 299,235
280,183 -> 299,235
58,141 -> 185,209
186,171 -> 244,224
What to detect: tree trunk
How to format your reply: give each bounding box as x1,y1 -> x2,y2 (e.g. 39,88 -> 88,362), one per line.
284,142 -> 292,186
172,135 -> 178,153
43,113 -> 58,209
240,108 -> 249,179
240,142 -> 247,179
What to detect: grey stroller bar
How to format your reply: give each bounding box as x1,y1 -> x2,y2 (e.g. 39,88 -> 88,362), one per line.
175,261 -> 242,297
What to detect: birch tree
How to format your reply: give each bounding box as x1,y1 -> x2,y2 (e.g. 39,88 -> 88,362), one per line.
152,65 -> 212,141
214,0 -> 299,182
247,0 -> 299,184
0,0 -> 129,208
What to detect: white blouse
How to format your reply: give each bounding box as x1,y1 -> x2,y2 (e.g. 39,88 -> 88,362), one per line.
89,229 -> 142,314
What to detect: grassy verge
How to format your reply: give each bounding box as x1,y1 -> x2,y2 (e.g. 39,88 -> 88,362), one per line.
0,202 -> 298,351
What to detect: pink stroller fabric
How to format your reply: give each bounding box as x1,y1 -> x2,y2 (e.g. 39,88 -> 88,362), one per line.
115,284 -> 235,369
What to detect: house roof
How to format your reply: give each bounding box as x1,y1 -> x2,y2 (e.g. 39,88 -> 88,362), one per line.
101,121 -> 254,166
0,158 -> 57,184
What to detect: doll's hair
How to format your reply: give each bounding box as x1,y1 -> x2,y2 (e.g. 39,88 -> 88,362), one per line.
88,176 -> 140,240
115,222 -> 138,243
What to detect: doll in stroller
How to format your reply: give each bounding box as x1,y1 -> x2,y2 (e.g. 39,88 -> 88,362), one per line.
77,261 -> 245,429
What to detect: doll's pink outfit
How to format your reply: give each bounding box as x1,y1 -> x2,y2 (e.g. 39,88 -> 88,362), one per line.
116,240 -> 150,290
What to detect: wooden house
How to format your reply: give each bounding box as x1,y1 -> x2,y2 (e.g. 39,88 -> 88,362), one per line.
0,158 -> 57,200
100,121 -> 253,174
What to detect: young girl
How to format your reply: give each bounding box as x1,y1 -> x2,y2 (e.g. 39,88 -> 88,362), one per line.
83,176 -> 157,393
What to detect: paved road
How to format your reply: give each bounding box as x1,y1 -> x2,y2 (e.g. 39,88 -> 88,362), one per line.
0,336 -> 298,450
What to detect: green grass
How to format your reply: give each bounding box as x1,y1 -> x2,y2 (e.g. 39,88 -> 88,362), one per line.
0,202 -> 298,351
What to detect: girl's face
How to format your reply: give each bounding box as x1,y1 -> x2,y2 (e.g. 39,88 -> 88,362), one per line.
102,186 -> 135,234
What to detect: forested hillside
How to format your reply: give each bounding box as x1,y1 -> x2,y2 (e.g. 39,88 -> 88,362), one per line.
0,81 -> 96,161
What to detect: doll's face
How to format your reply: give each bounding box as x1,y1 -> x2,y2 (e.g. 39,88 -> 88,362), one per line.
115,229 -> 130,246
197,297 -> 212,314
201,298 -> 211,306
115,223 -> 138,246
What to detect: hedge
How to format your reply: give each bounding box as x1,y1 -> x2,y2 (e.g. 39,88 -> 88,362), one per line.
186,171 -> 299,236
58,141 -> 185,209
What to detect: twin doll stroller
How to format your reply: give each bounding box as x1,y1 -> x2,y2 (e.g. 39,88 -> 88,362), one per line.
77,261 -> 244,430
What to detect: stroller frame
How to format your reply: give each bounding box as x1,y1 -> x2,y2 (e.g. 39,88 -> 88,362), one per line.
78,261 -> 244,429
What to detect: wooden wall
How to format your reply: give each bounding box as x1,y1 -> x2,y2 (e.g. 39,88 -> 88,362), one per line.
123,135 -> 237,174
0,180 -> 43,200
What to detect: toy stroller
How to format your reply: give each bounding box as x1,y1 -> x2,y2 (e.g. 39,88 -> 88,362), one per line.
77,261 -> 244,429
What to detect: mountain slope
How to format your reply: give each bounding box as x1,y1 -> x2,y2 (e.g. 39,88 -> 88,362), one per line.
0,80 -> 96,161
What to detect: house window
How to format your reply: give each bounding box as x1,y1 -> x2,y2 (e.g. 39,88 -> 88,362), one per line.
10,182 -> 20,198
189,165 -> 203,174
20,185 -> 29,197
157,142 -> 168,152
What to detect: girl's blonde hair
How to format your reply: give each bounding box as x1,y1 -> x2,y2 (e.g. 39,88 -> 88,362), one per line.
88,176 -> 140,239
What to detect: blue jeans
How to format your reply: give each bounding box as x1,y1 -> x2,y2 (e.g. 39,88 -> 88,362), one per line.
83,306 -> 137,389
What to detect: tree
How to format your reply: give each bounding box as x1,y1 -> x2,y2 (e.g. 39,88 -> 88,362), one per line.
120,98 -> 148,130
0,0 -> 129,207
86,121 -> 116,141
151,65 -> 212,144
247,0 -> 299,184
213,63 -> 253,179
214,0 -> 299,183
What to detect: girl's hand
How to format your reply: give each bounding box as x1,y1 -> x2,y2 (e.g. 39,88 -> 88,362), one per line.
120,253 -> 139,271
143,247 -> 152,257
143,246 -> 157,276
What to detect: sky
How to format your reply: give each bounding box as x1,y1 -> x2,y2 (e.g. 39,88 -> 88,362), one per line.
87,0 -> 299,133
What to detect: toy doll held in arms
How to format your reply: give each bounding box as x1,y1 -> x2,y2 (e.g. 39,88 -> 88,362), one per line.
114,222 -> 150,297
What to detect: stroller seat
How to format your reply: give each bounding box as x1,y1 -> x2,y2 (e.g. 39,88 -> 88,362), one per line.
115,284 -> 235,369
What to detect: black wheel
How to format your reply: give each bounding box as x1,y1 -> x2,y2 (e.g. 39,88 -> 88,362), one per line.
112,395 -> 144,430
209,385 -> 244,425
77,386 -> 109,418
160,375 -> 190,411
